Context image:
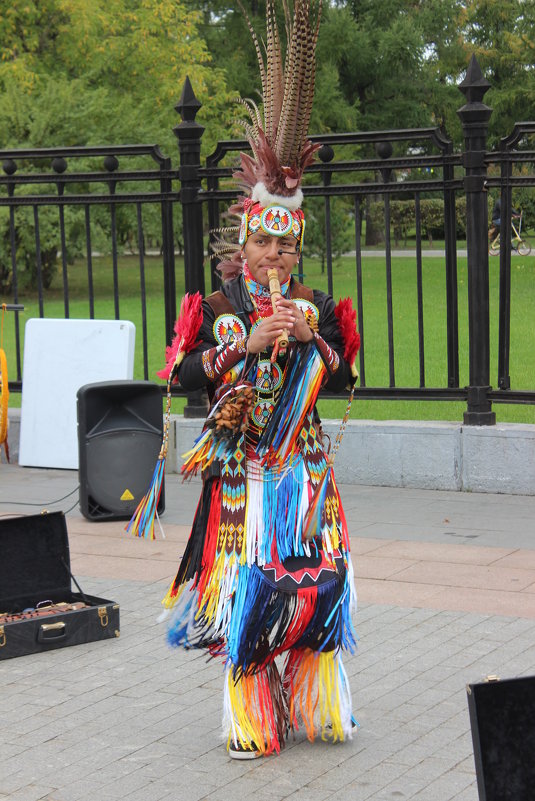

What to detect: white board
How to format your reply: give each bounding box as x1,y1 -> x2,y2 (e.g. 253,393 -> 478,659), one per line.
19,319 -> 135,469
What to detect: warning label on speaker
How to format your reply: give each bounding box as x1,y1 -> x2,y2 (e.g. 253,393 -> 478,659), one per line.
121,489 -> 135,501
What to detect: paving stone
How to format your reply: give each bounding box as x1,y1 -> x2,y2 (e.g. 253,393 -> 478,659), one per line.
4,787 -> 57,801
3,572 -> 535,801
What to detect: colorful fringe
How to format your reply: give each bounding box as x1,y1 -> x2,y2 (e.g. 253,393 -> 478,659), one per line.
283,648 -> 354,743
224,661 -> 288,756
258,343 -> 326,469
162,334 -> 359,756
227,562 -> 357,673
222,648 -> 355,755
164,456 -> 357,655
126,456 -> 165,540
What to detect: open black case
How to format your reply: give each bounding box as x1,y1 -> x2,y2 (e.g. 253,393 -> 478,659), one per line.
467,675 -> 535,801
0,511 -> 120,659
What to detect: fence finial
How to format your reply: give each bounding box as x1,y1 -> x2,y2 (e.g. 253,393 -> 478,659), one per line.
458,54 -> 491,104
175,76 -> 202,123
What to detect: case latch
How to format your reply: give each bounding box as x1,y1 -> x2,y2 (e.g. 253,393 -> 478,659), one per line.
0,625 -> 5,647
98,606 -> 109,627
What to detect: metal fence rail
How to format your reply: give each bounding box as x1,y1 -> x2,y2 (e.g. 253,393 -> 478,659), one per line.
2,57 -> 535,422
200,132 -> 464,402
1,145 -> 179,389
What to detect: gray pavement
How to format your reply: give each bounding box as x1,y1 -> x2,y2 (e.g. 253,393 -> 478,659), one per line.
2,465 -> 535,548
2,465 -> 535,800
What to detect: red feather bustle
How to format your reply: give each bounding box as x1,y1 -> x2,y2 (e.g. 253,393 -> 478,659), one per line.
157,292 -> 203,382
334,297 -> 360,378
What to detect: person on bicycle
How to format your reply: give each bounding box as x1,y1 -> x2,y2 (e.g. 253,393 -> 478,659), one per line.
489,198 -> 520,240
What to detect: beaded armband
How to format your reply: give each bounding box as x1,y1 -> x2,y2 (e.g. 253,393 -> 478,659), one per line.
201,337 -> 248,381
313,331 -> 340,375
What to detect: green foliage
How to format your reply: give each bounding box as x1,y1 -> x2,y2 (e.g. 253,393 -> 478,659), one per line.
0,0 -> 235,154
1,0 -> 535,292
366,197 -> 468,246
0,206 -> 62,293
304,196 -> 354,272
0,0 -> 238,289
460,0 -> 535,146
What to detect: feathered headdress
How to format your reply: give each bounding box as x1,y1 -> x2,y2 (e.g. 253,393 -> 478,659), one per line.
214,0 -> 323,278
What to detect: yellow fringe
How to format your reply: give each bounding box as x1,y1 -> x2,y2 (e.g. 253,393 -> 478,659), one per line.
287,649 -> 346,743
161,580 -> 185,610
225,671 -> 269,754
319,652 -> 344,742
199,549 -> 236,625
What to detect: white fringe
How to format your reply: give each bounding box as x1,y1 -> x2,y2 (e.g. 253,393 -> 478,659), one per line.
337,654 -> 354,739
213,560 -> 239,636
246,469 -> 264,566
346,553 -> 358,614
222,665 -> 239,745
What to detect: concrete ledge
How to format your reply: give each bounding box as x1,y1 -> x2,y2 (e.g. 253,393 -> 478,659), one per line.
462,423 -> 535,495
5,407 -> 535,495
2,407 -> 20,464
321,419 -> 462,491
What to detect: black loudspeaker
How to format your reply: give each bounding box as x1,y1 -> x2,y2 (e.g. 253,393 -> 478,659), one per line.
77,380 -> 165,521
467,675 -> 535,801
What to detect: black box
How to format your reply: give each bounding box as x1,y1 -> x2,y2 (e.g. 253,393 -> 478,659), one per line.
0,511 -> 119,660
77,380 -> 165,522
467,675 -> 535,801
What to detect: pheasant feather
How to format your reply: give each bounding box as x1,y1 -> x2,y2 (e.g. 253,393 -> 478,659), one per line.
234,0 -> 322,200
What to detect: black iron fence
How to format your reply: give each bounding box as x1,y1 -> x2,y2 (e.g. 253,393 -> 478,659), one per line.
1,57 -> 534,423
0,143 -> 179,387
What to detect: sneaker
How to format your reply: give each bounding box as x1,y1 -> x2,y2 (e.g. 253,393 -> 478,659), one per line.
228,740 -> 261,760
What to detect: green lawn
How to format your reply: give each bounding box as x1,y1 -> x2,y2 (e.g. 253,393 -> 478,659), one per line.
2,251 -> 534,424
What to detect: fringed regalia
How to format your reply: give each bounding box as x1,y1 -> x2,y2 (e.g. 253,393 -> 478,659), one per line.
162,271 -> 359,755
142,0 -> 362,758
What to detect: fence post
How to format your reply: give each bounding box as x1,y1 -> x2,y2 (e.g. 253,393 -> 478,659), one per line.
457,55 -> 496,425
160,156 -> 177,351
174,76 -> 209,418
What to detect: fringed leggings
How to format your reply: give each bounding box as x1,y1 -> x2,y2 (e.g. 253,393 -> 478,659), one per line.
223,647 -> 354,755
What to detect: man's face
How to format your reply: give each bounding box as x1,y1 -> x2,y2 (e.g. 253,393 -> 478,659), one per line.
243,231 -> 299,287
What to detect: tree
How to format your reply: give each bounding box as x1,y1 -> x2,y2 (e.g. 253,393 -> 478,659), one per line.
0,0 -> 236,289
0,0 -> 235,154
458,0 -> 535,145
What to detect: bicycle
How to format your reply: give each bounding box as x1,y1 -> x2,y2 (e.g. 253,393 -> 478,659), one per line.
489,211 -> 531,256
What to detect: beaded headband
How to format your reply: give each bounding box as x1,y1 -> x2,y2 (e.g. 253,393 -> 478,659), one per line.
238,201 -> 305,252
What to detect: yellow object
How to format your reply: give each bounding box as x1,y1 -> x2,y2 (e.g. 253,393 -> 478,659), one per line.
0,347 -> 8,452
121,489 -> 135,501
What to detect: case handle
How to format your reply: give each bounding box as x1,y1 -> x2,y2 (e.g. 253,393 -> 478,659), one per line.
38,621 -> 66,642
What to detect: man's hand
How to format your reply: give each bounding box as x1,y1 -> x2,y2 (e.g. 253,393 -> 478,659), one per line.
248,309 -> 296,354
274,297 -> 314,343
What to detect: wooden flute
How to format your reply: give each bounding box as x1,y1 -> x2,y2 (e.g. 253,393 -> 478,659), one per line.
267,268 -> 289,355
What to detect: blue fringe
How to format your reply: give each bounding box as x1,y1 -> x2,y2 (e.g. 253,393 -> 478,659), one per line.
261,466 -> 305,563
167,590 -> 197,648
227,564 -> 276,672
257,344 -> 318,458
226,563 -> 353,674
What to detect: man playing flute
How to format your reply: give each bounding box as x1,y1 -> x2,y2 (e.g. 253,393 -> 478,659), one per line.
158,0 -> 360,760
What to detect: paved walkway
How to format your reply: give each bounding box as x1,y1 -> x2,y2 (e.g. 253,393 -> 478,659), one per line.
2,464 -> 535,801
